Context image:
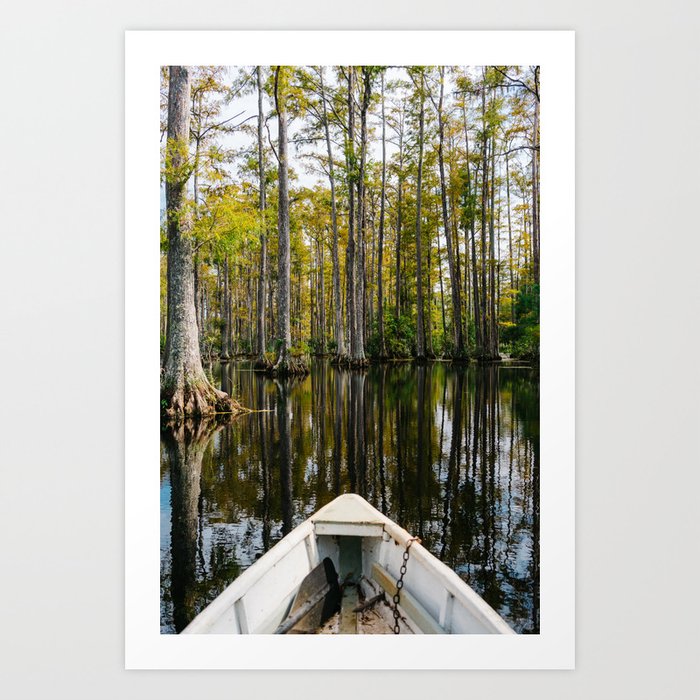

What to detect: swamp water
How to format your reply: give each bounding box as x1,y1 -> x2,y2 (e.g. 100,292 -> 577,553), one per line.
160,360 -> 539,633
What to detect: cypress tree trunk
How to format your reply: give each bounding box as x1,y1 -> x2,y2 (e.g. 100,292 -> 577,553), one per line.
345,68 -> 358,364
395,126 -> 404,323
193,252 -> 200,346
161,66 -> 236,416
352,67 -> 371,366
220,255 -> 231,360
368,199 -> 375,338
310,255 -> 316,341
464,100 -> 481,355
319,68 -> 347,363
479,73 -> 489,359
246,264 -> 253,353
435,67 -> 464,358
377,71 -> 387,359
414,75 -> 426,362
199,262 -> 207,349
426,218 -> 434,358
449,142 -> 465,350
318,236 -> 326,353
268,276 -> 275,346
255,66 -> 270,368
532,69 -> 540,287
496,185 -> 502,343
192,127 -> 202,349
506,153 -> 515,324
233,272 -> 239,354
488,128 -> 500,360
272,67 -> 307,376
275,66 -> 291,367
437,231 -> 447,340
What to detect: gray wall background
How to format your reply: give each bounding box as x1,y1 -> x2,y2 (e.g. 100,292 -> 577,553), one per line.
1,2 -> 698,697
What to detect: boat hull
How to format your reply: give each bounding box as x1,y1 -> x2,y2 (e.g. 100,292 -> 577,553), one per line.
182,494 -> 514,635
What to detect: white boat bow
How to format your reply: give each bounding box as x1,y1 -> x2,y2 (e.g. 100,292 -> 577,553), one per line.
182,493 -> 515,635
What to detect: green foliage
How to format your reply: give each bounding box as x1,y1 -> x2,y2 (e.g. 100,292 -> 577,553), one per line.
433,329 -> 452,359
516,283 -> 540,324
291,341 -> 312,357
160,65 -> 540,370
267,337 -> 312,359
501,283 -> 540,361
511,325 -> 539,362
366,310 -> 415,358
201,330 -> 221,357
307,336 -> 328,355
162,136 -> 192,187
191,183 -> 259,255
458,164 -> 478,229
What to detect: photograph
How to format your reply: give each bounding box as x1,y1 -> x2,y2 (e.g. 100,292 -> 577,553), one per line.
159,62 -> 540,637
5,1 -> 699,695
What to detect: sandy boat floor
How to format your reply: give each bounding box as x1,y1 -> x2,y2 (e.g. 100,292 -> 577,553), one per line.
315,583 -> 413,635
318,606 -> 398,634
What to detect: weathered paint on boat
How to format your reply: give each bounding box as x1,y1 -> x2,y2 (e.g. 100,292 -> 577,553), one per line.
182,494 -> 515,635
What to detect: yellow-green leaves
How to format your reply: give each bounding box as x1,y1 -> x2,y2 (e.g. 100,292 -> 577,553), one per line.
163,136 -> 192,187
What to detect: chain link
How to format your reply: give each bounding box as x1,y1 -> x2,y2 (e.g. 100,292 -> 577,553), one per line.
392,537 -> 420,634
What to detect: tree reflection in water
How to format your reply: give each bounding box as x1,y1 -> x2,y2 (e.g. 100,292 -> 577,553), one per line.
161,359 -> 540,633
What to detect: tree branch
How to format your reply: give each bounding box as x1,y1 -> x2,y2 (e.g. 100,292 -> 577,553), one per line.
492,67 -> 539,101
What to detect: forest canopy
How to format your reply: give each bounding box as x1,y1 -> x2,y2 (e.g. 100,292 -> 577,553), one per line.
160,65 -> 540,378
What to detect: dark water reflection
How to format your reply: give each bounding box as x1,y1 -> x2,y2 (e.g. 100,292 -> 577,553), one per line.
160,360 -> 539,634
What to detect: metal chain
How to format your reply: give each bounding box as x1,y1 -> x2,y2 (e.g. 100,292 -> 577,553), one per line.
392,537 -> 420,634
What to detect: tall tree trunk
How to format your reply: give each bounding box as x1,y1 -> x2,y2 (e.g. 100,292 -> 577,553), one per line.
310,254 -> 316,341
193,252 -> 200,345
255,66 -> 269,367
464,100 -> 481,355
426,216 -> 434,358
272,66 -> 302,375
220,255 -> 231,360
437,231 -> 447,340
352,67 -> 371,365
449,138 -> 466,349
368,200 -> 375,337
162,66 -> 234,416
414,75 -> 426,362
479,73 -> 489,359
395,116 -> 404,322
318,236 -> 326,353
192,110 -> 202,349
532,69 -> 540,288
435,67 -> 464,358
231,262 -> 237,354
496,186 -> 502,338
506,153 -> 515,324
345,67 -> 358,363
319,68 -> 346,362
377,72 -> 387,359
489,128 -> 499,360
246,264 -> 253,353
